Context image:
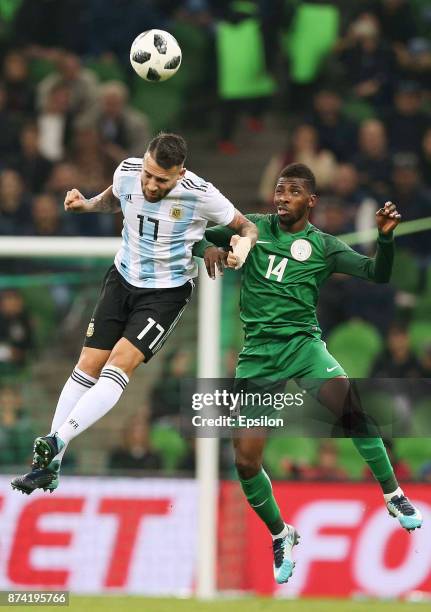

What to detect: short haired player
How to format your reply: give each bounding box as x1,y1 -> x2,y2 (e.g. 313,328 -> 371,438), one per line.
196,162 -> 422,585
11,132 -> 257,494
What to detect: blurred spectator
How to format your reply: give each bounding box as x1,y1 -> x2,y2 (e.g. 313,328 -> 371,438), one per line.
353,119 -> 392,199
312,196 -> 353,235
328,163 -> 368,206
86,0 -> 169,62
0,385 -> 35,465
385,80 -> 428,155
362,438 -> 412,481
150,349 -> 193,425
337,12 -> 397,108
37,82 -> 73,162
391,153 -> 431,259
108,411 -> 163,472
12,0 -> 91,53
0,289 -> 33,373
46,161 -> 81,197
0,82 -> 21,161
77,80 -> 150,165
307,87 -> 358,161
27,193 -> 72,237
394,37 -> 431,87
10,122 -> 53,193
0,169 -> 31,235
376,0 -> 416,46
69,126 -> 112,195
2,50 -> 34,116
324,163 -> 378,237
371,324 -> 423,378
259,123 -> 337,204
419,127 -> 431,188
281,439 -> 348,481
37,51 -> 98,117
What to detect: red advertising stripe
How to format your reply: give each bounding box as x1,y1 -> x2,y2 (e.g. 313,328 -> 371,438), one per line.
218,482 -> 431,598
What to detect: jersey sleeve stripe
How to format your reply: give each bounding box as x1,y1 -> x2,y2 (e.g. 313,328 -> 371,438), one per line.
184,178 -> 209,189
181,179 -> 207,192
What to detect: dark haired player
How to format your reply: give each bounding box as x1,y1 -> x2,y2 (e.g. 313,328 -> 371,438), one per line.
197,162 -> 422,584
12,132 -> 257,494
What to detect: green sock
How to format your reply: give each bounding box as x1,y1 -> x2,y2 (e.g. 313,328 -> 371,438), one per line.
238,467 -> 285,535
352,437 -> 398,493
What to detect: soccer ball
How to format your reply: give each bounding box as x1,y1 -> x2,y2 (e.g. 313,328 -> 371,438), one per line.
130,29 -> 182,82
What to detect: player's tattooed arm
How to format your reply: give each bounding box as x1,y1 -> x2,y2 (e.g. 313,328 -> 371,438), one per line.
64,186 -> 121,214
227,210 -> 258,246
226,209 -> 258,270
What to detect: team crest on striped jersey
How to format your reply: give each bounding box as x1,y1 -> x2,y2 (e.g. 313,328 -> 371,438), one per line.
170,204 -> 183,219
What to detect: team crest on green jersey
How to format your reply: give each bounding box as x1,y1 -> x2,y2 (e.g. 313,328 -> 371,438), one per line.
290,239 -> 312,261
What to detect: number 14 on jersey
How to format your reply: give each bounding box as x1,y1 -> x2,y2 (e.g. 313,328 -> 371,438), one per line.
265,255 -> 288,282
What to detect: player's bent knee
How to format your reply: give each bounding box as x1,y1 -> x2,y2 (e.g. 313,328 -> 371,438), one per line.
76,347 -> 110,378
235,457 -> 262,480
107,338 -> 145,377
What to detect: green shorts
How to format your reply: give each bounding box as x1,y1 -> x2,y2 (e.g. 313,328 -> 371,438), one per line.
235,333 -> 346,396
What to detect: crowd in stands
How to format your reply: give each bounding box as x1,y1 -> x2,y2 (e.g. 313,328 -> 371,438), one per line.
0,1 -> 430,476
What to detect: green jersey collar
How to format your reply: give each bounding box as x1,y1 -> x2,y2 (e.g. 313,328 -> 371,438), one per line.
272,216 -> 314,242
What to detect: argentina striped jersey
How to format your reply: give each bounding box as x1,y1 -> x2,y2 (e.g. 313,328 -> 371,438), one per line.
112,158 -> 235,288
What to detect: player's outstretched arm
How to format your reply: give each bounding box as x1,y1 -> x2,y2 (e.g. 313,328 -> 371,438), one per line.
64,186 -> 121,214
226,210 -> 258,270
329,202 -> 401,283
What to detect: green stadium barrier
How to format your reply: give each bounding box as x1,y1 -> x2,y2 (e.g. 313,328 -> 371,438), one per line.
409,320 -> 431,356
327,320 -> 382,378
150,424 -> 187,472
264,436 -> 316,478
282,3 -> 339,83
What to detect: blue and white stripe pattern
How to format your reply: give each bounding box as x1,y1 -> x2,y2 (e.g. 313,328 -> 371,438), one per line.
112,159 -> 235,289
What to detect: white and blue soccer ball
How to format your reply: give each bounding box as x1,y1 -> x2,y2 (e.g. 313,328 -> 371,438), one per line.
130,29 -> 182,82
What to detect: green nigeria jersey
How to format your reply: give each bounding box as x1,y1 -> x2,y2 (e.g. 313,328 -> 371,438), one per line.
195,214 -> 394,344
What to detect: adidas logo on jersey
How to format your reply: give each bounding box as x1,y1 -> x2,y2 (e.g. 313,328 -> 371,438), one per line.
125,194 -> 132,202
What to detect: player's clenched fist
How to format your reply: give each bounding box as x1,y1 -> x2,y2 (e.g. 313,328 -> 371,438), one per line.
376,201 -> 401,235
64,188 -> 87,213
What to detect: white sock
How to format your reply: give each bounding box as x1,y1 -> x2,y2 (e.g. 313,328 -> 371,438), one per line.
384,486 -> 404,502
272,524 -> 289,540
50,367 -> 98,464
56,366 -> 129,445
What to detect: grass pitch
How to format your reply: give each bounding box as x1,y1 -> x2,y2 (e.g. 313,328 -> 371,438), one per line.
14,596 -> 429,612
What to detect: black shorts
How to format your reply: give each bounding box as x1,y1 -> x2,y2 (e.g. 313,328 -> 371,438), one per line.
84,265 -> 193,362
